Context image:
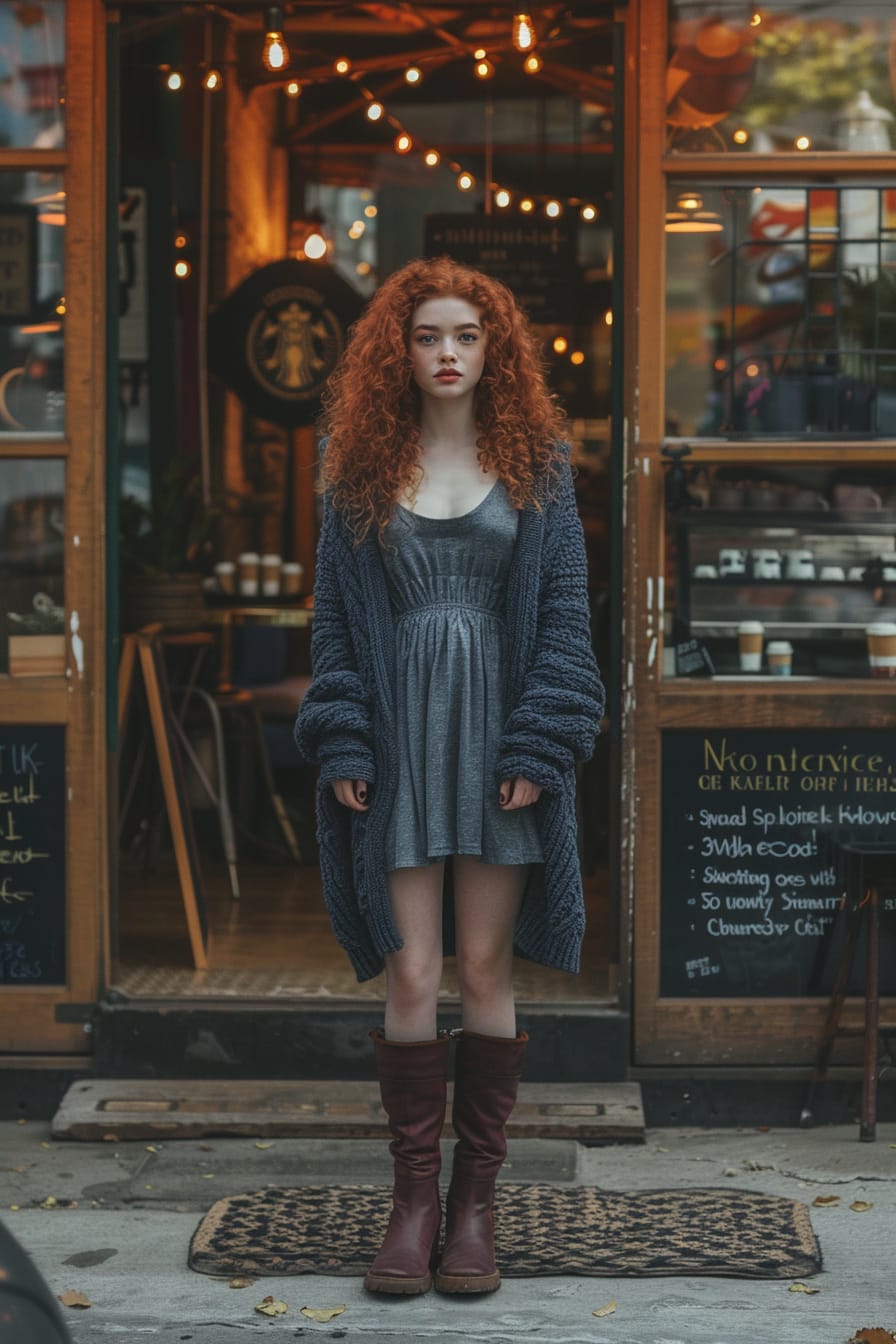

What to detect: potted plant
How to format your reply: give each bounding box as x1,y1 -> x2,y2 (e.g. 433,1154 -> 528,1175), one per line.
119,455 -> 214,631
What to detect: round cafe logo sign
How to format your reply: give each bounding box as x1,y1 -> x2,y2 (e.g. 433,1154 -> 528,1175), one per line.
207,259 -> 363,427
247,284 -> 343,403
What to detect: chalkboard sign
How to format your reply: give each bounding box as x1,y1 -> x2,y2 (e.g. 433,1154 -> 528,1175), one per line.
0,725 -> 65,984
424,214 -> 578,323
661,728 -> 896,997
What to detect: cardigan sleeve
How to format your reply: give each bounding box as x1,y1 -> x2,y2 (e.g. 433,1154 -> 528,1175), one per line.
293,496 -> 376,785
495,460 -> 605,795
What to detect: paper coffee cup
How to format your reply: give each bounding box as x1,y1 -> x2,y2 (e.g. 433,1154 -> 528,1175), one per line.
237,551 -> 260,596
214,561 -> 236,594
281,561 -> 304,596
737,620 -> 764,672
867,622 -> 896,678
766,639 -> 793,676
261,553 -> 282,597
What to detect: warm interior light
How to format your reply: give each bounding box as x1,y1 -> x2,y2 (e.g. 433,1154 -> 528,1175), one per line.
523,53 -> 543,74
665,191 -> 723,233
366,101 -> 384,121
473,48 -> 487,60
570,350 -> 585,366
512,13 -> 536,51
495,188 -> 512,208
732,127 -> 749,145
580,204 -> 597,221
552,336 -> 568,354
424,149 -> 441,167
174,259 -> 191,278
795,134 -> 811,151
395,132 -> 413,154
348,220 -> 365,239
364,204 -> 378,218
749,11 -> 762,25
37,210 -> 65,226
474,58 -> 494,79
165,69 -> 183,91
604,309 -> 613,326
174,232 -> 188,248
285,80 -> 302,97
457,171 -> 475,191
203,68 -> 222,91
545,199 -> 562,218
356,261 -> 372,276
55,297 -> 66,316
303,231 -> 328,260
745,362 -> 760,377
405,66 -> 422,85
262,7 -> 289,72
334,57 -> 351,74
520,198 -> 535,213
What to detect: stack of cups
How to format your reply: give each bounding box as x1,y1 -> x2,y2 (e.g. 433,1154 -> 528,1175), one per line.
281,562 -> 304,596
214,561 -> 235,594
766,640 -> 793,676
737,620 -> 764,672
261,554 -> 282,597
237,551 -> 260,596
866,622 -> 896,678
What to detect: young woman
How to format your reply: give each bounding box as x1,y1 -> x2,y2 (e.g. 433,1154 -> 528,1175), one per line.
295,257 -> 604,1296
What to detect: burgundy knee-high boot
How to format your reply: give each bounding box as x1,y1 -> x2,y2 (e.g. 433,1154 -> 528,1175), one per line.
435,1029 -> 528,1294
364,1029 -> 450,1295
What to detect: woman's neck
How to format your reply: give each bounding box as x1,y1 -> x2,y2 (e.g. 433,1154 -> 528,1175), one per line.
418,399 -> 478,457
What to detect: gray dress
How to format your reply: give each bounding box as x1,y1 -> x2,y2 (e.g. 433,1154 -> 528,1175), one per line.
381,478 -> 544,871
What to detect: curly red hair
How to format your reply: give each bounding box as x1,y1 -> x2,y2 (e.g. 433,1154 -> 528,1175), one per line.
319,256 -> 567,541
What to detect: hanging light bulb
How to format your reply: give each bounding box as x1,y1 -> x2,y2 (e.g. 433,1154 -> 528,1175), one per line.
474,57 -> 494,79
303,231 -> 328,260
174,259 -> 191,279
285,79 -> 302,97
552,335 -> 568,354
366,100 -> 384,121
545,199 -> 562,218
394,132 -> 413,154
512,13 -> 536,51
334,57 -> 351,74
523,52 -> 543,74
580,203 -> 598,221
424,149 -> 441,167
495,188 -> 512,209
520,197 -> 535,213
404,66 -> 422,85
348,220 -> 366,240
570,350 -> 585,366
473,48 -> 487,60
457,171 -> 475,191
262,6 -> 289,72
203,68 -> 222,92
164,68 -> 184,92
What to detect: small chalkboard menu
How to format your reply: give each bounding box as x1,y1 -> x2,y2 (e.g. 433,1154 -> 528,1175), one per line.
0,725 -> 65,984
424,214 -> 578,323
661,728 -> 896,998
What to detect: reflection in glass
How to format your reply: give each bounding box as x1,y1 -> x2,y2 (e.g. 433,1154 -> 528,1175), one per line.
0,458 -> 65,676
667,1 -> 895,155
0,172 -> 65,435
0,2 -> 65,150
665,182 -> 896,438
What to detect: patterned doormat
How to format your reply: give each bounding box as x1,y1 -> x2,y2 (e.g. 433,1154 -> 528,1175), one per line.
189,1185 -> 821,1280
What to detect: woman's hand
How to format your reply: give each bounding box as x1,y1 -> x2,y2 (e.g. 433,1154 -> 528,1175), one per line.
332,779 -> 370,811
499,776 -> 542,810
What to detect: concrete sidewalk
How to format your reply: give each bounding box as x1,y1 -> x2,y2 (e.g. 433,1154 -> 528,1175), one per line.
1,1119 -> 894,1344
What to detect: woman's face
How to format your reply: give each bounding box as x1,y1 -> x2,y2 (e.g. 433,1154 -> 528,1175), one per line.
409,295 -> 486,404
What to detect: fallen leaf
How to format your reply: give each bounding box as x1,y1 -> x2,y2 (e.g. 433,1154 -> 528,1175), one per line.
145,1144 -> 158,1152
102,1134 -> 119,1143
58,1291 -> 92,1309
593,1300 -> 617,1318
788,1282 -> 820,1294
16,1118 -> 25,1125
812,1195 -> 841,1206
255,1141 -> 273,1149
848,1330 -> 896,1344
229,1277 -> 254,1289
850,1200 -> 874,1213
144,1184 -> 152,1190
301,1305 -> 346,1323
8,1205 -> 19,1211
255,1295 -> 288,1317
39,1196 -> 58,1209
201,1173 -> 215,1179
39,1142 -> 51,1149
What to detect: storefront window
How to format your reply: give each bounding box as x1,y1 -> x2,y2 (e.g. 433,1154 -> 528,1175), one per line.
0,2 -> 65,150
665,181 -> 896,438
0,171 -> 65,436
666,1 -> 895,156
0,457 -> 64,676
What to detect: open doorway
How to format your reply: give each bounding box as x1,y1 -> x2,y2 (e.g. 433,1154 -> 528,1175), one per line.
111,2 -> 621,1011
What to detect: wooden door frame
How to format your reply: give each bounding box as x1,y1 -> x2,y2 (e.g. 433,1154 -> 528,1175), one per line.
0,0 -> 108,1055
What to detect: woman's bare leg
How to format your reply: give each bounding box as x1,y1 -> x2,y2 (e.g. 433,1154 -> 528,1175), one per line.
452,856 -> 527,1038
384,861 -> 445,1041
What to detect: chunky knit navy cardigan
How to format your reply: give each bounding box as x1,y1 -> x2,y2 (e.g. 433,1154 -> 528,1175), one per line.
294,450 -> 605,981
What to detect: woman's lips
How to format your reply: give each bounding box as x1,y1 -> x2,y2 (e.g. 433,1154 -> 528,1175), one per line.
435,370 -> 461,381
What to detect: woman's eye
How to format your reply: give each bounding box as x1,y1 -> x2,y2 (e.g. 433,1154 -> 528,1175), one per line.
459,333 -> 477,343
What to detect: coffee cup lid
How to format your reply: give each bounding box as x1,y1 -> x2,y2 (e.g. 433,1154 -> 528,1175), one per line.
282,562 -> 304,573
261,553 -> 282,564
738,621 -> 764,633
237,551 -> 260,562
767,640 -> 792,654
867,622 -> 896,635
215,560 -> 236,572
